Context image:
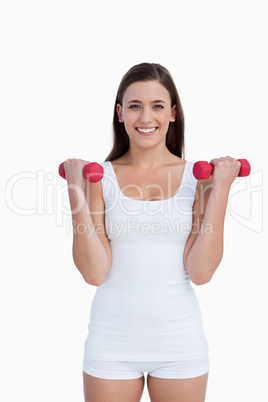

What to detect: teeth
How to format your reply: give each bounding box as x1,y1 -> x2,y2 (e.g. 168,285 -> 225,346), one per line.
137,128 -> 157,133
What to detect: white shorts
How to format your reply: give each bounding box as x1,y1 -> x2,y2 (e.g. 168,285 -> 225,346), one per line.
83,355 -> 209,380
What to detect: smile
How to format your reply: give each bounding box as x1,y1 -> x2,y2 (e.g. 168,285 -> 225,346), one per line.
136,127 -> 158,136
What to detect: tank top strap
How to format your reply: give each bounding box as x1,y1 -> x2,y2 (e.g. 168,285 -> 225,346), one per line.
99,161 -> 118,201
182,160 -> 198,190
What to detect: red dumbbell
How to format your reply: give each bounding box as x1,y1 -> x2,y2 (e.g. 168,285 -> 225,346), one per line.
59,161 -> 104,183
193,159 -> 251,180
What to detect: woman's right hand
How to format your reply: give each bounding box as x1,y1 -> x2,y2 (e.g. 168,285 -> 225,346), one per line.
209,156 -> 241,192
64,158 -> 90,190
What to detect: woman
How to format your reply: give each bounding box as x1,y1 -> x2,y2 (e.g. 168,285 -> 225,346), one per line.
64,63 -> 241,402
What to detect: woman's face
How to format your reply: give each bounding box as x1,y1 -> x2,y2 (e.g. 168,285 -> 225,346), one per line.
116,80 -> 176,149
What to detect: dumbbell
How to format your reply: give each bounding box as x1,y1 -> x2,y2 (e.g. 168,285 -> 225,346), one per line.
59,161 -> 104,183
193,159 -> 251,180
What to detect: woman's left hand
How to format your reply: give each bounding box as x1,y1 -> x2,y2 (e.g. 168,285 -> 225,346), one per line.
209,156 -> 241,190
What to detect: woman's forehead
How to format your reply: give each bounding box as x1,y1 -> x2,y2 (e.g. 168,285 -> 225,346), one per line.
123,80 -> 170,103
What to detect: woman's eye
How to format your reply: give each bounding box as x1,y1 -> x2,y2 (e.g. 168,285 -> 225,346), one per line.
129,104 -> 164,110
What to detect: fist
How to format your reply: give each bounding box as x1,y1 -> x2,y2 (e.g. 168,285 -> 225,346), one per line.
210,156 -> 241,188
63,158 -> 90,189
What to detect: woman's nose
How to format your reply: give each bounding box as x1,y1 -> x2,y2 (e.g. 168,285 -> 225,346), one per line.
140,107 -> 153,124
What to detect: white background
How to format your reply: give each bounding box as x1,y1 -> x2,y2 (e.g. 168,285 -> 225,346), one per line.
1,0 -> 267,401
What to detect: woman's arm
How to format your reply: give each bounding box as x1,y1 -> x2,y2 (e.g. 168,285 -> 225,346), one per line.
183,157 -> 241,285
65,159 -> 112,286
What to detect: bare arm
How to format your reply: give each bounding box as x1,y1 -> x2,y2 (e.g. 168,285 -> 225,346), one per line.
183,157 -> 241,285
65,159 -> 112,286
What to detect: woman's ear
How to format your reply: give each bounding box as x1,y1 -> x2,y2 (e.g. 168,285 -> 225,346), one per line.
170,105 -> 177,122
116,104 -> 124,123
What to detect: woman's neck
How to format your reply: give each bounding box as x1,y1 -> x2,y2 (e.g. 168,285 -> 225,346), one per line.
122,144 -> 174,169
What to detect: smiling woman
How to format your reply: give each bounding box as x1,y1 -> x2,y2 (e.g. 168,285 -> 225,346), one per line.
63,63 -> 242,402
115,80 -> 177,153
106,62 -> 185,162
78,64 -> 211,402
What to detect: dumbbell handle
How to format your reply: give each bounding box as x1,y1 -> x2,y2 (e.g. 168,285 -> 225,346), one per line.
59,161 -> 104,183
193,159 -> 251,180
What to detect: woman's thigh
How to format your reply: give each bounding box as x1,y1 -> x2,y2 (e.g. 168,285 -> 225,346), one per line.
147,372 -> 209,402
83,371 -> 145,402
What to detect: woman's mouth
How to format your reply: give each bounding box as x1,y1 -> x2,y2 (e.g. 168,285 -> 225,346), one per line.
135,127 -> 158,136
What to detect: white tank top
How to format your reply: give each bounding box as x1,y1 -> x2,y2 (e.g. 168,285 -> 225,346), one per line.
84,160 -> 209,361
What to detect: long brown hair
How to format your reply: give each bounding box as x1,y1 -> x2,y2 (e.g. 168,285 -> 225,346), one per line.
105,62 -> 185,161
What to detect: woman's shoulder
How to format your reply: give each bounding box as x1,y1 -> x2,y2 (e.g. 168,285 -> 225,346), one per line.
108,156 -> 129,166
168,154 -> 186,166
